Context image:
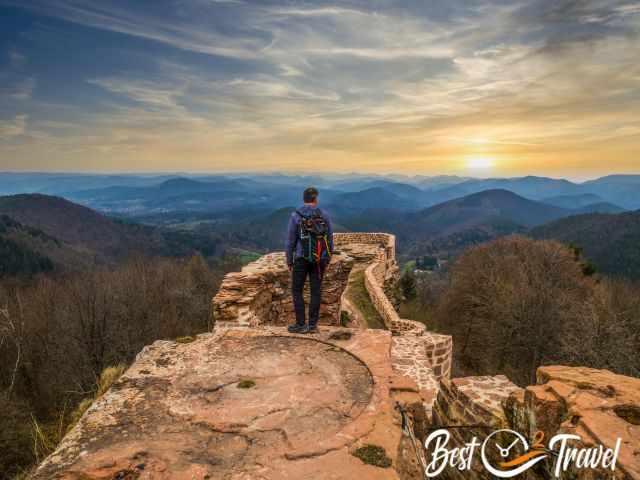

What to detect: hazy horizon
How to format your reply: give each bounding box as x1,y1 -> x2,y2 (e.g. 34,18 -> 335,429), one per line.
1,1 -> 639,177
2,170 -> 639,183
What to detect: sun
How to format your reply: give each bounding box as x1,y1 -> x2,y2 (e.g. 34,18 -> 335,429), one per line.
466,156 -> 495,170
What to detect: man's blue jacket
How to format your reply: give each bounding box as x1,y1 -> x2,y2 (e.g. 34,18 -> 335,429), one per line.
285,205 -> 333,266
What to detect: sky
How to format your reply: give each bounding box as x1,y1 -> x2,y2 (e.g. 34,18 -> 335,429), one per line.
0,0 -> 638,179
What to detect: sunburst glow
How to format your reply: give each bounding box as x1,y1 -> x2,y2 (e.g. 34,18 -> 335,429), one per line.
466,156 -> 495,170
1,1 -> 639,176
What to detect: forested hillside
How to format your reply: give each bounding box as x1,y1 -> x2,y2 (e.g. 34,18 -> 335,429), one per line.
531,210 -> 640,280
0,194 -> 227,270
0,197 -> 242,478
402,236 -> 640,386
0,216 -> 54,277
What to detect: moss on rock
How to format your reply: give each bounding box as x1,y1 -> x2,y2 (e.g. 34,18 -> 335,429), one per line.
352,444 -> 392,468
175,335 -> 196,344
237,379 -> 256,389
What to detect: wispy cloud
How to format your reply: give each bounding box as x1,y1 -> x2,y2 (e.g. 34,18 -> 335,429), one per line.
8,48 -> 26,66
87,77 -> 184,109
1,77 -> 35,101
1,0 -> 639,175
0,114 -> 27,138
2,0 -> 266,59
269,6 -> 370,17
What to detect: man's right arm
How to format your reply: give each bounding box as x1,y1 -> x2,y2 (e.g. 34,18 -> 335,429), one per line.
285,213 -> 297,267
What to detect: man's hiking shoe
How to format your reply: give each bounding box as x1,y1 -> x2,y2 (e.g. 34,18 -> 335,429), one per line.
287,324 -> 306,333
301,325 -> 319,334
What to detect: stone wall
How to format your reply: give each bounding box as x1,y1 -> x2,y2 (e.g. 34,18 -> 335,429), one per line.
211,232 -> 401,330
347,232 -> 407,332
364,260 -> 399,329
349,233 -> 453,403
335,232 -> 397,279
211,231 -> 454,413
433,375 -> 522,429
429,375 -> 523,480
212,251 -> 354,327
423,333 -> 452,380
430,367 -> 640,479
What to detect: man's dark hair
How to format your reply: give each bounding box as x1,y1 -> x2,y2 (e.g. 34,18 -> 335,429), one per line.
303,187 -> 318,203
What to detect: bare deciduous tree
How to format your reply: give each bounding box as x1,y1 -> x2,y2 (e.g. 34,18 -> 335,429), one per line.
431,236 -> 640,385
0,254 -> 239,477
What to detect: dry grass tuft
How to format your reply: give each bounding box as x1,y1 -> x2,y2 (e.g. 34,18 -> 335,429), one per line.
175,335 -> 196,344
97,365 -> 126,398
66,364 -> 126,435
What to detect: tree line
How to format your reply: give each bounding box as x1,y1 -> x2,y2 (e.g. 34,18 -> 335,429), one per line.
0,254 -> 239,479
402,236 -> 640,386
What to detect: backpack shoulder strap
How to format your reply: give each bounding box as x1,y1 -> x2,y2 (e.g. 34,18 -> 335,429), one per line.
311,208 -> 323,218
296,209 -> 323,220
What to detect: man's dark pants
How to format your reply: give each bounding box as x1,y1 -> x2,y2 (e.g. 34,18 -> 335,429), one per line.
291,257 -> 325,328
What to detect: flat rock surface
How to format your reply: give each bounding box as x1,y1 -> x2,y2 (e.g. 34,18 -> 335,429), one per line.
34,327 -> 401,480
185,335 -> 374,451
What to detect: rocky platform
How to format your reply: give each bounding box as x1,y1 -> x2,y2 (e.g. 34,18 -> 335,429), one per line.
34,326 -> 426,480
33,232 -> 640,480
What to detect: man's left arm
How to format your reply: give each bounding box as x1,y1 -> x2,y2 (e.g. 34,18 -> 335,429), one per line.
324,211 -> 334,254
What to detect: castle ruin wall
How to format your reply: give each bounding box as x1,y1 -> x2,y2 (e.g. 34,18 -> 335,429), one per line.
32,231 -> 640,480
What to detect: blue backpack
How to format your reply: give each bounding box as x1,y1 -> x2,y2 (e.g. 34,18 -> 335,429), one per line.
296,209 -> 331,264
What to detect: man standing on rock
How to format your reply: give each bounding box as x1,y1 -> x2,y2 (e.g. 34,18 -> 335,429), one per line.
285,187 -> 333,334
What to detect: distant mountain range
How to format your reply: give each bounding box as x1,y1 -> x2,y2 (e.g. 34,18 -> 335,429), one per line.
1,174 -> 639,279
339,188 -> 620,238
331,188 -> 638,267
580,175 -> 640,210
541,193 -> 605,209
326,187 -> 420,214
0,173 -> 178,196
414,176 -> 638,210
407,189 -> 569,230
335,189 -> 568,259
2,173 -> 638,217
60,177 -> 345,215
433,176 -> 583,201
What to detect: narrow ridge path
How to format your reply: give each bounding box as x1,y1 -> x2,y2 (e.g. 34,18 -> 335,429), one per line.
340,263 -> 386,329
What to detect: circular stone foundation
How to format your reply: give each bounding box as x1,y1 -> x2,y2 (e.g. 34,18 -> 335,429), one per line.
172,335 -> 374,469
33,334 -> 376,479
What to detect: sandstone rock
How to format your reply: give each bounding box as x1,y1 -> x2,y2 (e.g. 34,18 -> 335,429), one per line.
33,327 -> 405,480
212,233 -> 453,435
428,366 -> 640,479
506,365 -> 640,479
427,375 -> 523,480
212,251 -> 354,327
36,231 -> 640,480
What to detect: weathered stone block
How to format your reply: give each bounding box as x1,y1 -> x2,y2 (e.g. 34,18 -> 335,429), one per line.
212,251 -> 354,327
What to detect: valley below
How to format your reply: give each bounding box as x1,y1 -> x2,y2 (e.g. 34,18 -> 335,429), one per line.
1,172 -> 639,479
